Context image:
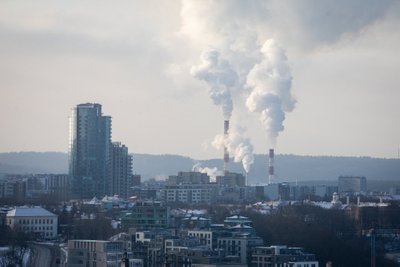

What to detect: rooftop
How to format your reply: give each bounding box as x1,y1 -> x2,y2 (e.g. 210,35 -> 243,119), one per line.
7,206 -> 57,217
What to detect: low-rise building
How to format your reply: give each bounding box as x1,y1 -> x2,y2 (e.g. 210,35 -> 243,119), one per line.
121,201 -> 169,230
164,184 -> 218,204
68,239 -> 142,267
6,206 -> 58,239
251,246 -> 319,267
218,232 -> 263,265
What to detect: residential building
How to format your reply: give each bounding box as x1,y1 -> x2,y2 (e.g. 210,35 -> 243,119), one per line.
313,185 -> 338,199
47,174 -> 69,200
68,239 -> 142,267
216,172 -> 247,203
217,232 -> 263,265
251,246 -> 319,267
69,103 -> 112,199
338,176 -> 367,195
163,172 -> 218,204
164,184 -> 218,204
111,142 -> 133,199
224,215 -> 253,228
132,174 -> 141,187
216,172 -> 246,187
0,178 -> 26,201
167,172 -> 210,185
187,230 -> 213,249
130,229 -> 175,267
121,201 -> 169,230
6,206 -> 58,239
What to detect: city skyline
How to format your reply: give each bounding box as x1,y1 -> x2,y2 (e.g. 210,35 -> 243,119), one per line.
1,1 -> 400,160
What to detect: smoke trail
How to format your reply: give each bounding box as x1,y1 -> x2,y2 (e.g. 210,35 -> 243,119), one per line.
192,162 -> 223,182
212,125 -> 254,173
246,39 -> 296,142
190,50 -> 238,120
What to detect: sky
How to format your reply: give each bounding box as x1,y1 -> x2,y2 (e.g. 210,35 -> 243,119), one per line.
0,0 -> 399,162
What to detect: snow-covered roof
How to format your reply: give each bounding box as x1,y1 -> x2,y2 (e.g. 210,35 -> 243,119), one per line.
7,207 -> 56,217
231,224 -> 252,229
84,197 -> 102,205
101,195 -> 123,203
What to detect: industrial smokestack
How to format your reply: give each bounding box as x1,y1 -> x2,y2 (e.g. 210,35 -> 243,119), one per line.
224,120 -> 230,174
268,148 -> 274,184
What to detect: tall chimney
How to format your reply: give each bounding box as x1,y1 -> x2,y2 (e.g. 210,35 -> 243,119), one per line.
224,120 -> 229,175
268,148 -> 274,184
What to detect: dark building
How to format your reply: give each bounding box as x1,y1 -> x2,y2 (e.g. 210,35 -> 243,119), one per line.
121,201 -> 169,230
69,103 -> 112,199
111,142 -> 133,199
251,246 -> 319,267
132,174 -> 141,187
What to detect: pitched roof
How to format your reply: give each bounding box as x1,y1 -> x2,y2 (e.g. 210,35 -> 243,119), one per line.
7,207 -> 56,217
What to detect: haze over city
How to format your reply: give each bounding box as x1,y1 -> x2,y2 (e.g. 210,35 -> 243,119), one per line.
1,0 -> 399,160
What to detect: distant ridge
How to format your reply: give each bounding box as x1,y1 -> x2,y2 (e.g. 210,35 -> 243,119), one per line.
0,152 -> 399,183
0,152 -> 68,174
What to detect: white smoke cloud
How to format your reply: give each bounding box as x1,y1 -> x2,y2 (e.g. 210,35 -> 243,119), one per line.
212,125 -> 254,173
190,50 -> 237,120
192,162 -> 223,182
246,39 -> 295,142
181,0 -> 398,157
180,0 -> 395,52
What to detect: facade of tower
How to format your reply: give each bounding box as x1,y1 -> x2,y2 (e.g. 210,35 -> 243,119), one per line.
68,103 -> 112,199
111,142 -> 133,199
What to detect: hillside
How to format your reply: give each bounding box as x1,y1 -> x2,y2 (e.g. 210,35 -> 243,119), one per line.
0,152 -> 399,184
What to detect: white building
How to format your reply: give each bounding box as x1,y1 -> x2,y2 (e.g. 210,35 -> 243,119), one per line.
6,206 -> 58,239
164,184 -> 218,204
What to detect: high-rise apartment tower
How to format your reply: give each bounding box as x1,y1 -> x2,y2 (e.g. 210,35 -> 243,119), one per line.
68,103 -> 112,198
111,142 -> 133,199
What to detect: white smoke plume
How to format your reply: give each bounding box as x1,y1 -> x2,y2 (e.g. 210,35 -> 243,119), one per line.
246,39 -> 296,142
180,0 -> 395,52
192,162 -> 223,182
212,125 -> 254,173
190,50 -> 238,120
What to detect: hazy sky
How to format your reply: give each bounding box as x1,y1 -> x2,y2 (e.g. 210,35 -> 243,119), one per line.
1,0 -> 399,161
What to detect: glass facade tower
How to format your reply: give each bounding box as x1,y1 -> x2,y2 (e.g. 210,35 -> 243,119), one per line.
68,103 -> 112,199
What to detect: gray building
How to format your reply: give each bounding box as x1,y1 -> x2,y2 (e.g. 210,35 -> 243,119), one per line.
338,176 -> 367,195
121,201 -> 169,230
69,103 -> 112,199
163,172 -> 218,204
251,246 -> 319,267
68,239 -> 142,267
111,142 -> 133,199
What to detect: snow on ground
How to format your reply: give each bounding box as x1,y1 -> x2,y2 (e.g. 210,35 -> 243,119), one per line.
23,248 -> 31,266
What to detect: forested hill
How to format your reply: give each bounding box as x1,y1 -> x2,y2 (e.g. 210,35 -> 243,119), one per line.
0,152 -> 399,183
